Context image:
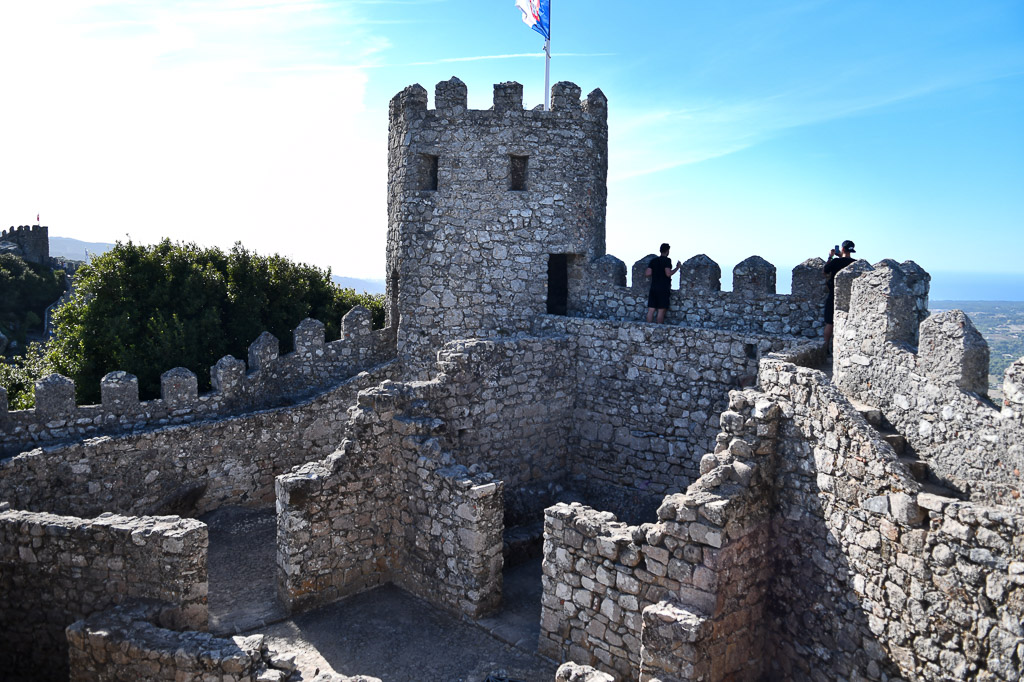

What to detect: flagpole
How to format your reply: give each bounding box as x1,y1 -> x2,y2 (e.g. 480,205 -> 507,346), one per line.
543,38 -> 551,111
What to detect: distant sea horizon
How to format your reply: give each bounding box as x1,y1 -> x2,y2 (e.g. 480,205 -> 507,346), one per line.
927,271 -> 1024,303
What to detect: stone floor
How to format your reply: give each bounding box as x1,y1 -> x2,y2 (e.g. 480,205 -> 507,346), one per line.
203,506 -> 558,682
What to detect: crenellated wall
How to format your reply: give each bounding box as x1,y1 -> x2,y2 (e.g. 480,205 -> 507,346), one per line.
832,260 -> 1024,505
0,361 -> 398,518
0,224 -> 49,264
566,253 -> 826,337
386,78 -> 608,373
0,307 -> 396,456
0,510 -> 207,682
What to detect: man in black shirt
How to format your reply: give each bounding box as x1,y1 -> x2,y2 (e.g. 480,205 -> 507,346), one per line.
645,243 -> 681,324
823,239 -> 857,350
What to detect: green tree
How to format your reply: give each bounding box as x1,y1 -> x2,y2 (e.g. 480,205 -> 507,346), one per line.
0,342 -> 55,409
0,253 -> 66,343
43,240 -> 384,404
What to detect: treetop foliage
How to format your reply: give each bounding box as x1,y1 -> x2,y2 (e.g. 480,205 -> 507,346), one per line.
40,239 -> 384,404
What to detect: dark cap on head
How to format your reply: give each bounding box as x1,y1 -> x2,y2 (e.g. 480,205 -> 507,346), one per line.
842,240 -> 856,254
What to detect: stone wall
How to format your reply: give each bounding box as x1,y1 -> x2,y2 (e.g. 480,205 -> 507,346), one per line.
276,335 -> 571,618
760,352 -> 1024,681
536,315 -> 806,522
0,510 -> 207,682
0,308 -> 395,456
386,78 -> 608,373
67,600 -> 379,682
832,261 -> 1024,506
0,361 -> 398,518
0,224 -> 49,265
539,388 -> 781,680
567,253 -> 826,338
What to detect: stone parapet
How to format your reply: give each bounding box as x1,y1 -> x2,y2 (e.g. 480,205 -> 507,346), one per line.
832,260 -> 1023,505
0,308 -> 396,456
756,351 -> 1024,681
582,253 -> 824,337
0,361 -> 399,518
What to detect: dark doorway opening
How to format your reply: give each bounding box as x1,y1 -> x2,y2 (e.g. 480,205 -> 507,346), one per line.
547,254 -> 568,315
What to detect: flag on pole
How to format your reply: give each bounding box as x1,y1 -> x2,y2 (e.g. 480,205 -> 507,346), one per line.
515,0 -> 550,40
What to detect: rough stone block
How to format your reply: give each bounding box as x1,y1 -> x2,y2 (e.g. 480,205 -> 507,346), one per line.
679,254 -> 721,293
248,332 -> 280,372
551,81 -> 582,111
791,257 -> 827,301
160,367 -> 198,408
211,355 -> 246,395
35,373 -> 76,417
100,371 -> 139,413
294,318 -> 327,356
491,81 -> 522,113
918,310 -> 989,394
732,255 -> 776,298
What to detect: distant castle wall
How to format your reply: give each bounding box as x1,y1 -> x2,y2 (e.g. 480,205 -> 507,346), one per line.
832,261 -> 1023,504
0,224 -> 49,265
0,307 -> 396,456
0,510 -> 207,681
386,79 -> 608,374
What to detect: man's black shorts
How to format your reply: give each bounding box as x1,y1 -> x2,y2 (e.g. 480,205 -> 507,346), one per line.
648,288 -> 670,310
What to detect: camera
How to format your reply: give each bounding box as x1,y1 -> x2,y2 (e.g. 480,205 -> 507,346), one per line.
834,244 -> 840,254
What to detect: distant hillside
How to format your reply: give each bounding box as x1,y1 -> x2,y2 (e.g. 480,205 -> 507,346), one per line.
49,236 -> 115,262
331,276 -> 385,295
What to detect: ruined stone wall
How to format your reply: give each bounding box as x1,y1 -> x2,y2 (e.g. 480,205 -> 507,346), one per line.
539,388 -> 781,681
567,254 -> 826,338
535,315 -> 804,521
0,361 -> 398,518
759,353 -> 1024,681
0,308 -> 395,456
66,600 -> 374,682
0,224 -> 49,264
0,510 -> 207,682
277,335 -> 570,618
832,261 -> 1024,506
386,78 -> 607,373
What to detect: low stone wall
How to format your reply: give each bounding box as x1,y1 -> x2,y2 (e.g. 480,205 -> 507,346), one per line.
0,361 -> 399,518
536,315 -> 804,521
0,510 -> 207,682
760,354 -> 1024,681
0,308 -> 395,456
566,253 -> 825,338
832,262 -> 1024,506
67,600 -> 380,682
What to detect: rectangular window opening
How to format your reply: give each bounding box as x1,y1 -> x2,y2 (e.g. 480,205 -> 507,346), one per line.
418,154 -> 439,191
510,155 -> 528,191
547,254 -> 568,315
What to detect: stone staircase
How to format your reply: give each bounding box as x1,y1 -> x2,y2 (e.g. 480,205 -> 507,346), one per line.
851,400 -> 963,499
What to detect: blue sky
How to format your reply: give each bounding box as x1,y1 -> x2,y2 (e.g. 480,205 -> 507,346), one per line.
1,1 -> 1022,298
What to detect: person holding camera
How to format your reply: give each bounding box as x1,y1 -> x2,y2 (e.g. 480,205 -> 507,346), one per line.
823,239 -> 857,351
645,243 -> 682,324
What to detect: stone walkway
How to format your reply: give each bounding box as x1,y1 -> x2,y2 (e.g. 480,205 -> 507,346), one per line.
204,507 -> 558,681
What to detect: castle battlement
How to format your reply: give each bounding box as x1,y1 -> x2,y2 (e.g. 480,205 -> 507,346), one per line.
832,260 -> 1023,503
0,224 -> 49,265
0,306 -> 396,455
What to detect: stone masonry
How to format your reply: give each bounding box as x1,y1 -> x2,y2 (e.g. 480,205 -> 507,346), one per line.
2,79 -> 1022,681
